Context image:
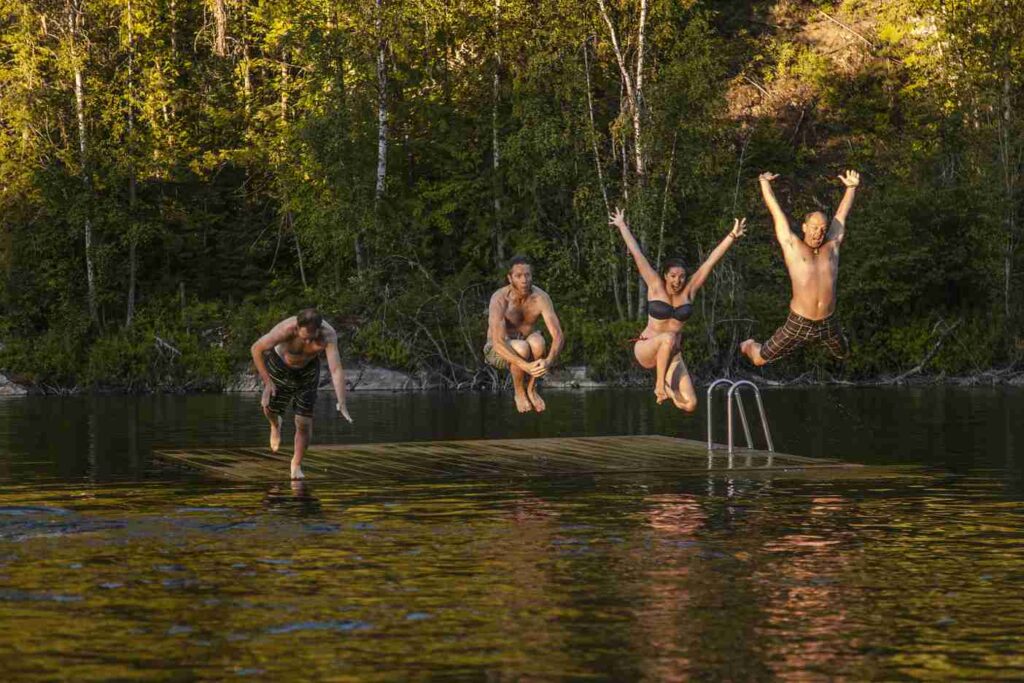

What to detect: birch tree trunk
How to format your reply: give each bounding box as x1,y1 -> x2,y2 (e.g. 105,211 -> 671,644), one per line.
367,0 -> 389,273
1000,70 -> 1018,321
126,0 -> 137,326
491,0 -> 505,267
655,132 -> 677,271
69,1 -> 98,325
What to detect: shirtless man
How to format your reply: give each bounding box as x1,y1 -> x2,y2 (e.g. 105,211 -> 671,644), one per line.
741,170 -> 860,365
251,308 -> 353,479
485,256 -> 565,413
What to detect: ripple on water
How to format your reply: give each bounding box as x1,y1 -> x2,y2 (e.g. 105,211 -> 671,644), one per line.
0,506 -> 70,516
0,589 -> 83,603
266,620 -> 372,635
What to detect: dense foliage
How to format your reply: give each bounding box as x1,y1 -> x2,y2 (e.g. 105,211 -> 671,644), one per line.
0,0 -> 1021,390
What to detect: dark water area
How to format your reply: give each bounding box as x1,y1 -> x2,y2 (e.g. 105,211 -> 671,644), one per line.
0,387 -> 1022,680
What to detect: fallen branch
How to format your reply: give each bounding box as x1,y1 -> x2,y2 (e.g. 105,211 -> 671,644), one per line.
894,319 -> 962,384
154,335 -> 182,358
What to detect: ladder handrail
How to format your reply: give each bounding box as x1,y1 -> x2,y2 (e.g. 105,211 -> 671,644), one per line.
705,379 -> 735,450
706,379 -> 775,455
726,381 -> 774,454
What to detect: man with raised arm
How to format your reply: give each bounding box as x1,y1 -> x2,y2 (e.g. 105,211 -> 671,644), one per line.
740,170 -> 860,365
485,256 -> 565,413
251,308 -> 353,480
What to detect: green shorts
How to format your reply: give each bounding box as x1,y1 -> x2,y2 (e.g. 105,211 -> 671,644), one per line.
483,332 -> 525,370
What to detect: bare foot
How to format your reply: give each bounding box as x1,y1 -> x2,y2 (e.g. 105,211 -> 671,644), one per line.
269,415 -> 282,452
528,386 -> 546,412
514,392 -> 534,413
290,459 -> 305,480
654,385 -> 669,404
740,339 -> 764,366
663,381 -> 685,410
664,358 -> 686,409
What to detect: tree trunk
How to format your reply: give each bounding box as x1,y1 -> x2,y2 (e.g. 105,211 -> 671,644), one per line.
126,0 -> 137,326
169,0 -> 177,56
368,0 -> 388,273
491,0 -> 504,268
69,3 -> 98,326
656,132 -> 678,271
582,38 -> 611,214
1000,70 -> 1017,321
597,0 -> 646,182
632,0 -> 647,180
211,0 -> 228,57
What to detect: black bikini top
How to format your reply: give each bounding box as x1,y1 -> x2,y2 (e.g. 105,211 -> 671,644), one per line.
648,299 -> 693,322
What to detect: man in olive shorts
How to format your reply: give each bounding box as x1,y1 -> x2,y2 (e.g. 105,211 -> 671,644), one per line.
741,170 -> 860,365
251,308 -> 353,479
485,256 -> 564,413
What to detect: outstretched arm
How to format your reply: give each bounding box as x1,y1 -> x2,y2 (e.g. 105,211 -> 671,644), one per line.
609,207 -> 661,290
323,325 -> 353,423
759,172 -> 794,249
829,169 -> 860,244
684,218 -> 747,299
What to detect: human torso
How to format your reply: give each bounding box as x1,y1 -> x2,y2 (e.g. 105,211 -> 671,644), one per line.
498,286 -> 545,338
275,323 -> 334,368
641,284 -> 692,337
784,240 -> 840,319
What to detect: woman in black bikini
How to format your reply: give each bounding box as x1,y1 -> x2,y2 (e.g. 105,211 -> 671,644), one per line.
609,208 -> 746,411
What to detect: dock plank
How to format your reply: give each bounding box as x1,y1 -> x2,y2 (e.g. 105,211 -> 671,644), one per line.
153,435 -> 865,483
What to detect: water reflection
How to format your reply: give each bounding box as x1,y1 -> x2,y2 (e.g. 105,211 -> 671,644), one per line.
0,388 -> 1022,678
262,482 -> 322,516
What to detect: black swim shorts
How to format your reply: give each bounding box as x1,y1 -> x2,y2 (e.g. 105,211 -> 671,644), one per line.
263,350 -> 321,417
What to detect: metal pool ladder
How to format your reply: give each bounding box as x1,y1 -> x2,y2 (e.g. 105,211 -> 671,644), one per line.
706,379 -> 775,455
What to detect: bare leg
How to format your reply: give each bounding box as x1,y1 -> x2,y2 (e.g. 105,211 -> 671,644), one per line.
263,406 -> 283,452
633,332 -> 679,404
291,415 -> 313,480
740,339 -> 768,367
666,356 -> 697,413
653,334 -> 677,403
508,339 -> 534,413
525,332 -> 547,412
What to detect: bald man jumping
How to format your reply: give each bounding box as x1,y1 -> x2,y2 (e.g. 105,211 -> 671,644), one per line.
741,170 -> 860,365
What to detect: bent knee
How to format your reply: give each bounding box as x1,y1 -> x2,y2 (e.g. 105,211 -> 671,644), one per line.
508,339 -> 533,359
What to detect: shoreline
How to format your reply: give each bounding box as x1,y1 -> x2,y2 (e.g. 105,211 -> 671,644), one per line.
2,363 -> 1022,396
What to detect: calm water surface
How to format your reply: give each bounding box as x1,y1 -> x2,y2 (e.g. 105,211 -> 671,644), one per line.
0,387 -> 1022,680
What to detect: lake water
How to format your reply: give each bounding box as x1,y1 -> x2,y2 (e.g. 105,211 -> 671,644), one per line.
0,387 -> 1021,680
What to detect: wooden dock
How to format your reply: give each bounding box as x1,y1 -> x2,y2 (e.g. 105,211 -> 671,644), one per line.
153,435 -> 870,483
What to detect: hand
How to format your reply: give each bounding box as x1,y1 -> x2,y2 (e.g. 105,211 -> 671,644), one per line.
730,217 -> 748,239
260,382 -> 276,409
336,402 -> 353,423
759,172 -> 779,183
526,359 -> 549,378
838,169 -> 860,188
608,207 -> 627,230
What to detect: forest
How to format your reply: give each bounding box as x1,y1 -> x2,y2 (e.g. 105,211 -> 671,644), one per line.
0,0 -> 1021,391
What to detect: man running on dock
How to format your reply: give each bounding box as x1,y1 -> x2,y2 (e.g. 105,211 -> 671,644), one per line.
251,308 -> 352,479
485,256 -> 565,413
741,170 -> 860,365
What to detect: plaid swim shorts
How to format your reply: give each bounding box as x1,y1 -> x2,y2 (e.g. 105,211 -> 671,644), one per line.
760,310 -> 849,364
